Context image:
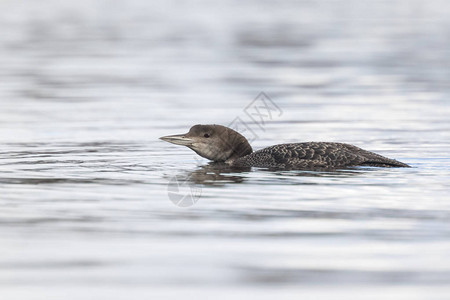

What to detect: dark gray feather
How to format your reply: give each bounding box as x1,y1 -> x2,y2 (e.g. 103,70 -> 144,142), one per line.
233,142 -> 409,169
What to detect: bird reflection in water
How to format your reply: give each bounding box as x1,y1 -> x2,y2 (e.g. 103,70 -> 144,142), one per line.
172,161 -> 372,186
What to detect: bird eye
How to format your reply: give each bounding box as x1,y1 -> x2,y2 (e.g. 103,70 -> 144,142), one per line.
204,133 -> 210,138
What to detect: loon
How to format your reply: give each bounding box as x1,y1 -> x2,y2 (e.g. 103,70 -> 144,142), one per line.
160,124 -> 410,170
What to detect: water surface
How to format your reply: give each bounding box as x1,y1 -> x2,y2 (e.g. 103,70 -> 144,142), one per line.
0,0 -> 449,299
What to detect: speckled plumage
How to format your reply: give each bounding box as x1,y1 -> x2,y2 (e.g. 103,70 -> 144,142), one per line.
160,124 -> 410,170
232,142 -> 410,169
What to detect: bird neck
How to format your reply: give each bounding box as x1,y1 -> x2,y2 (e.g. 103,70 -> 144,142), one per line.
225,136 -> 253,163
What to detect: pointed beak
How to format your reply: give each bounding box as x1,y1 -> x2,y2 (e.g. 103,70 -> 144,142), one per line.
159,133 -> 194,146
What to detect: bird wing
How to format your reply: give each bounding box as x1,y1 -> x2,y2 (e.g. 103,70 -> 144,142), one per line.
234,142 -> 408,169
257,142 -> 366,168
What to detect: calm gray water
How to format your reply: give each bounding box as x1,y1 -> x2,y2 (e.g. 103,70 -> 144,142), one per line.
1,0 -> 449,299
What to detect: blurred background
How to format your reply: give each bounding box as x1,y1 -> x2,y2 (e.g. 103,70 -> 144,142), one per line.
0,0 -> 449,299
